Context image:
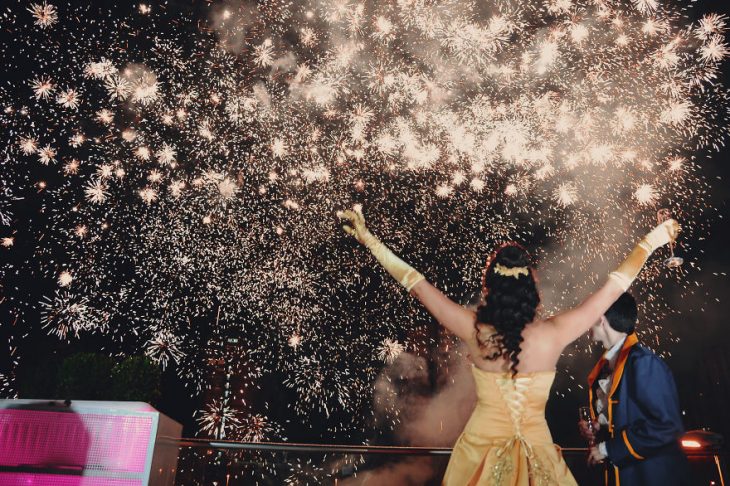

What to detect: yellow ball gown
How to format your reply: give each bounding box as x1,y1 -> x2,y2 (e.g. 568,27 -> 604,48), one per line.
441,366 -> 577,485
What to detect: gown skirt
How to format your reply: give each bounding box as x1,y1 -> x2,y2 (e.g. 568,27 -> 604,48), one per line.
441,368 -> 577,486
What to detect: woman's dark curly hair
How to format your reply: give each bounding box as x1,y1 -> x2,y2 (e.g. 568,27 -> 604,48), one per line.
476,243 -> 540,376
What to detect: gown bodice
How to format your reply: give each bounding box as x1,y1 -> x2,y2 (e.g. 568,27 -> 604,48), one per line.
442,366 -> 577,485
465,367 -> 556,446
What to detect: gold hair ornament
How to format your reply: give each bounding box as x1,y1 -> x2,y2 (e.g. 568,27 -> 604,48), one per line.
493,263 -> 529,279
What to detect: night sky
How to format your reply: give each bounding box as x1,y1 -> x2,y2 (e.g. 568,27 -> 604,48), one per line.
1,0 -> 729,453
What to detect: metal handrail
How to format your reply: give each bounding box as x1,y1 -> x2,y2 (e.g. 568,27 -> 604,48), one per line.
177,438 -> 726,457
178,438 -> 453,455
173,439 -> 727,485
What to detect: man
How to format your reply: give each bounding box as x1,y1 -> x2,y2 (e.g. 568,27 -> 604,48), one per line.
579,292 -> 689,485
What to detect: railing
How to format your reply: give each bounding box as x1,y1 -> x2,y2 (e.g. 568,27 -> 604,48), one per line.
174,439 -> 727,486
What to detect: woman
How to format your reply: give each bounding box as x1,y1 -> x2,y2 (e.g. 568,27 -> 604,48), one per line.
338,206 -> 678,485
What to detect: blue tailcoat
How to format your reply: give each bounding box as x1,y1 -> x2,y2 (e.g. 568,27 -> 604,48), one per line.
588,333 -> 689,486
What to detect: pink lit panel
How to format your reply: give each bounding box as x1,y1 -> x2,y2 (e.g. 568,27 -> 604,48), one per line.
0,473 -> 143,486
0,409 -> 153,473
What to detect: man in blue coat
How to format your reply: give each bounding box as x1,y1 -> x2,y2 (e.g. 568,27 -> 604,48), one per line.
580,292 -> 689,485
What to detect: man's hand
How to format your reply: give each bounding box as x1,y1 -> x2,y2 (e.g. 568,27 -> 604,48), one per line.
588,445 -> 607,466
578,419 -> 600,442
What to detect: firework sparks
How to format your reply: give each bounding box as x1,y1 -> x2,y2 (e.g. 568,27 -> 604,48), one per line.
18,137 -> 38,155
377,338 -> 405,364
57,271 -> 73,288
27,2 -> 58,29
239,413 -> 286,442
40,291 -> 98,339
31,77 -> 54,100
700,35 -> 730,64
84,180 -> 108,204
37,145 -> 57,165
0,0 -> 727,450
196,399 -> 241,439
56,88 -> 81,109
145,331 -> 185,369
104,75 -> 132,100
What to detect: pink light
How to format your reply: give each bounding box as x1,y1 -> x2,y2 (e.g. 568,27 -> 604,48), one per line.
0,409 -> 153,472
0,473 -> 142,485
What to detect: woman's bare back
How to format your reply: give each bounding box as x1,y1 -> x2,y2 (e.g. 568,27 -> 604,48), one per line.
467,320 -> 564,374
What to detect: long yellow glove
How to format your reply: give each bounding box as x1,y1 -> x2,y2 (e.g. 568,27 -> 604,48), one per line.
337,207 -> 425,291
608,219 -> 680,291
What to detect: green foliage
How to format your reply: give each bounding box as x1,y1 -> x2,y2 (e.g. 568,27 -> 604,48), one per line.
49,353 -> 161,405
110,355 -> 161,405
57,352 -> 114,400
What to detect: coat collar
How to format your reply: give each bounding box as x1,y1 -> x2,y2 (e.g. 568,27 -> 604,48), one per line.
608,332 -> 639,398
588,333 -> 638,387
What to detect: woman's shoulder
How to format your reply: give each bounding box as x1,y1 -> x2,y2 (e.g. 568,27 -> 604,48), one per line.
474,320 -> 550,340
520,319 -> 561,346
475,321 -> 496,337
523,318 -> 556,333
471,322 -> 500,354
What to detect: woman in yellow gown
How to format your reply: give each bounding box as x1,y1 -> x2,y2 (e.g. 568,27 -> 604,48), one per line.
339,207 -> 678,486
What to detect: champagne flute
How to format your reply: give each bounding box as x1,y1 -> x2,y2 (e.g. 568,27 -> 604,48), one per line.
656,208 -> 683,268
578,406 -> 596,446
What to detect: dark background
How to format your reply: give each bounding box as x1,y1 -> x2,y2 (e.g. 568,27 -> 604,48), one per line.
550,0 -> 730,446
1,0 -> 729,449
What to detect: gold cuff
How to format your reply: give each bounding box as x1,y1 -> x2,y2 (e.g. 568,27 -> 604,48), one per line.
608,244 -> 651,291
401,268 -> 425,291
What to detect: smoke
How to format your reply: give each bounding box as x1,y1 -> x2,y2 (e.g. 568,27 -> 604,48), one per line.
252,82 -> 272,109
339,457 -> 438,486
208,1 -> 260,54
393,351 -> 476,446
339,339 -> 477,483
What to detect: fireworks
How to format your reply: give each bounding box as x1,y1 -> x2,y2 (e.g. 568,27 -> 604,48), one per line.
700,35 -> 730,64
37,145 -> 56,165
145,331 -> 185,369
634,183 -> 659,205
30,77 -> 54,100
239,413 -> 286,442
40,292 -> 87,339
18,137 -> 38,155
288,332 -> 303,349
104,75 -> 132,101
377,338 -> 405,364
284,356 -> 352,418
56,88 -> 81,109
84,180 -> 108,204
196,399 -> 241,439
57,271 -> 73,288
27,2 -> 58,29
0,0 -> 728,449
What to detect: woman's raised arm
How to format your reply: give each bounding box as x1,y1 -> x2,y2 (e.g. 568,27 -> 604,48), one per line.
409,280 -> 475,340
548,280 -> 624,346
549,219 -> 679,347
338,207 -> 475,340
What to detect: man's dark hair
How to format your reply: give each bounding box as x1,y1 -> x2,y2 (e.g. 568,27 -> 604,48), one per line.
604,292 -> 638,334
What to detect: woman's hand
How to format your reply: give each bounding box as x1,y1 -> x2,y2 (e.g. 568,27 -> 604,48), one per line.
642,219 -> 680,252
336,205 -> 425,292
608,218 -> 681,291
336,205 -> 477,339
337,206 -> 372,246
549,218 -> 681,346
